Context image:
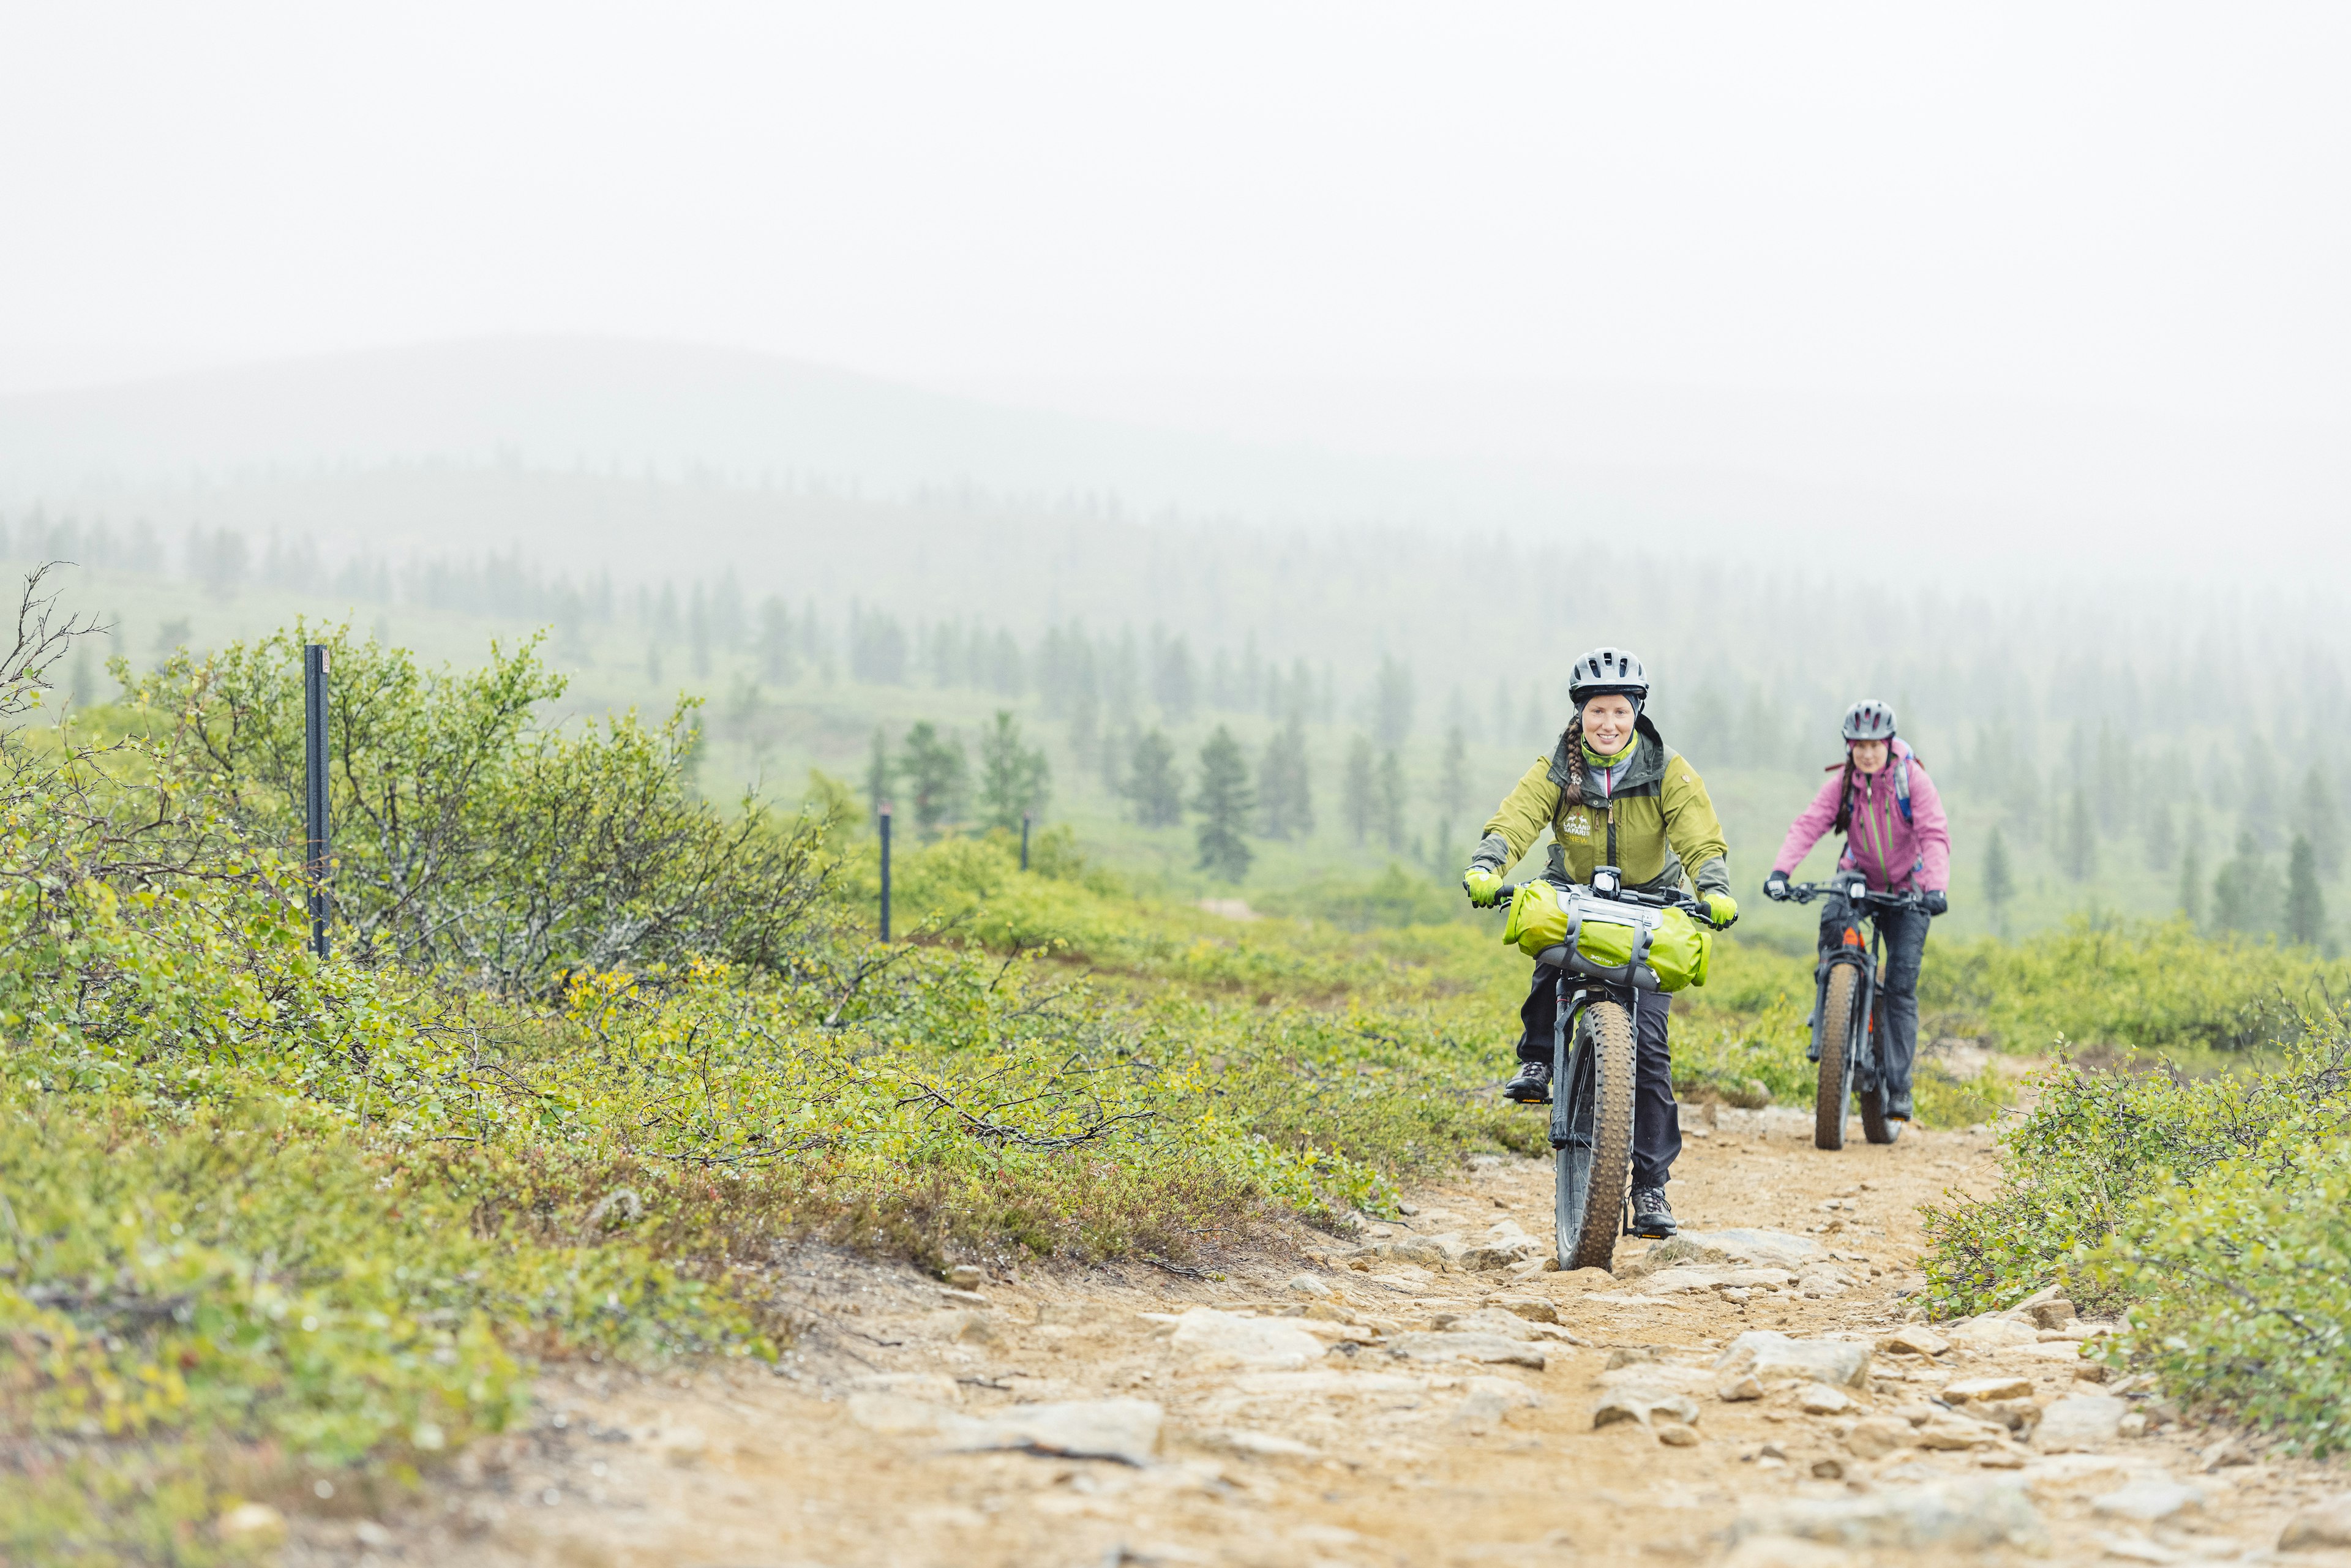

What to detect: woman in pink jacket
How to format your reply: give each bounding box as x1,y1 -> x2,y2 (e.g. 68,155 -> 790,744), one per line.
1763,700 -> 1951,1123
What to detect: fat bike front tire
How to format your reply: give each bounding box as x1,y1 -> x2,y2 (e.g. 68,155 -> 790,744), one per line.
1814,965 -> 1862,1150
1554,1000 -> 1637,1273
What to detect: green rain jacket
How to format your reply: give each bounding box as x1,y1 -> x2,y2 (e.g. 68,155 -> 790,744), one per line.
1470,716 -> 1731,899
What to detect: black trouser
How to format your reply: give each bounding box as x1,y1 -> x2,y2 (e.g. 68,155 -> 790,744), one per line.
1518,972 -> 1681,1190
1819,900 -> 1931,1119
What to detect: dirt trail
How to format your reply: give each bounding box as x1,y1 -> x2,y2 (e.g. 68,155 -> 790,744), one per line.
295,1109 -> 2350,1567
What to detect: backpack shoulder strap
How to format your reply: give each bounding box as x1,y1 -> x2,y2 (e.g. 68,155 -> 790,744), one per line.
1892,741 -> 1915,825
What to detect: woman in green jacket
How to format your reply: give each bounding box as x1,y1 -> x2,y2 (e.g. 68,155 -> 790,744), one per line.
1460,647 -> 1736,1239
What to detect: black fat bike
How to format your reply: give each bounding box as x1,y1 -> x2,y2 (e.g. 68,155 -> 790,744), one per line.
1769,870 -> 1924,1150
1492,868 -> 1727,1272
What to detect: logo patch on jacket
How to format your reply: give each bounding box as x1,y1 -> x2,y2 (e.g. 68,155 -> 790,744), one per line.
1561,811 -> 1592,837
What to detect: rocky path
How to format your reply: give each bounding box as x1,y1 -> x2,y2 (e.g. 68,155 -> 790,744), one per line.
290,1107 -> 2351,1567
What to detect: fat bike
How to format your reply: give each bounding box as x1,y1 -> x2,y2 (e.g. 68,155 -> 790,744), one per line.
1496,868 -> 1727,1271
1770,871 -> 1924,1150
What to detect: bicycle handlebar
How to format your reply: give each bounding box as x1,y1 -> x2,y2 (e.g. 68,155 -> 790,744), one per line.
1478,879 -> 1731,930
1768,879 -> 1925,912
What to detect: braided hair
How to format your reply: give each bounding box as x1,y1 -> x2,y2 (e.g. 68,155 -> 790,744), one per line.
1831,749 -> 1859,835
1557,714 -> 1588,800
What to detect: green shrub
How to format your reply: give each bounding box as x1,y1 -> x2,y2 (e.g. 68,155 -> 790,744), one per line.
1922,1015 -> 2351,1450
1921,919 -> 2347,1054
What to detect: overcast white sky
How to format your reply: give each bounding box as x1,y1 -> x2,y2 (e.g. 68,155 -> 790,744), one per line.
4,1 -> 2348,432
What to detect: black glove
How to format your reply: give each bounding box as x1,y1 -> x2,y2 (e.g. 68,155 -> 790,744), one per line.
1922,890 -> 1948,917
1764,870 -> 1790,901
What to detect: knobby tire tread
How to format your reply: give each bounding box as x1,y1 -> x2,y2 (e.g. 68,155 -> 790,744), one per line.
1562,1001 -> 1636,1272
1815,964 -> 1861,1150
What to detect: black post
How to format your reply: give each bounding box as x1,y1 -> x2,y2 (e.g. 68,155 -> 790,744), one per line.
1020,811 -> 1031,872
877,801 -> 893,943
303,644 -> 331,958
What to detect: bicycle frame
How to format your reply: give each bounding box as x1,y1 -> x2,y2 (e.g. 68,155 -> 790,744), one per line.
1798,873 -> 1914,1097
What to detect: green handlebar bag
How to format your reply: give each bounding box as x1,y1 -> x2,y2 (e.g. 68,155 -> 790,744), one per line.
1501,882 -> 1713,991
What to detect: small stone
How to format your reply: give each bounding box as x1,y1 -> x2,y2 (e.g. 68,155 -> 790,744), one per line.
940,1288 -> 990,1307
948,1264 -> 985,1289
1286,1272 -> 1333,1299
1733,1476 -> 2045,1551
1946,1315 -> 2039,1351
1718,1374 -> 1764,1402
2279,1493 -> 2351,1551
1845,1417 -> 1913,1460
1798,1383 -> 1854,1415
2026,1299 -> 2077,1329
1943,1375 -> 2033,1404
1594,1385 -> 1702,1430
2091,1479 -> 2204,1523
2117,1412 -> 2149,1438
1388,1331 -> 1546,1369
1170,1308 -> 1328,1371
2074,1361 -> 2111,1382
353,1521 -> 395,1549
1811,1456 -> 1847,1479
1916,1413 -> 2008,1450
217,1504 -> 287,1544
1714,1330 -> 1871,1389
1657,1422 -> 1701,1447
943,1398 -> 1165,1466
1494,1296 -> 1559,1324
2034,1395 -> 2127,1452
1207,1428 -> 1316,1458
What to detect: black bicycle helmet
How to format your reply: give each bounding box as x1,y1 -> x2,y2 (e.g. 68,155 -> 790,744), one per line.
1842,699 -> 1897,741
1568,647 -> 1648,707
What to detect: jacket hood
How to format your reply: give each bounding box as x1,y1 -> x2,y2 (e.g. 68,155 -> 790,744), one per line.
1548,713 -> 1668,800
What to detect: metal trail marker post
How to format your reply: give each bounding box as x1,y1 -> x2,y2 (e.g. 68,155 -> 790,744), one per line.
877,801 -> 893,942
1020,811 -> 1031,871
303,643 -> 331,959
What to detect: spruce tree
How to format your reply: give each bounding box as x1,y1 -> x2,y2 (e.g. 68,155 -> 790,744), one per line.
1343,735 -> 1376,845
899,722 -> 968,837
1983,826 -> 2014,937
1193,726 -> 1255,883
2143,800 -> 2177,872
2062,787 -> 2096,881
1256,712 -> 1313,839
2293,763 -> 2343,878
1439,724 -> 1469,822
1374,749 -> 1406,852
1126,729 -> 1183,828
2285,834 -> 2327,948
975,710 -> 1051,831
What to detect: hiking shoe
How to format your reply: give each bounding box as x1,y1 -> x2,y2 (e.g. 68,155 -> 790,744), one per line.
1630,1186 -> 1676,1238
1502,1061 -> 1553,1104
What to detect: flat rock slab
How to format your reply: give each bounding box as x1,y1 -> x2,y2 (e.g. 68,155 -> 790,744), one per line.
1736,1478 -> 2045,1552
2034,1394 -> 2127,1452
2279,1493 -> 2351,1551
1714,1330 -> 1870,1389
2091,1478 -> 2205,1523
1945,1315 -> 2040,1351
1636,1228 -> 1824,1274
1943,1375 -> 2033,1404
940,1398 -> 1166,1467
1878,1325 -> 1950,1357
847,1394 -> 1165,1466
1640,1264 -> 1798,1296
1387,1331 -> 1546,1370
1169,1308 -> 1329,1371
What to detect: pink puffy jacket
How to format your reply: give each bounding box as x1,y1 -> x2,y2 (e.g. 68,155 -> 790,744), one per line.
1772,740 -> 1950,893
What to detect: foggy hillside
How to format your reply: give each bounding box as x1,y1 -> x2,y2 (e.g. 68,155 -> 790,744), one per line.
7,337 -> 2348,587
